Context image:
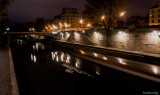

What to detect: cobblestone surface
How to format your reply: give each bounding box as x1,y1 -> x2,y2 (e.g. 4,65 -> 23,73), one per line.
0,47 -> 11,95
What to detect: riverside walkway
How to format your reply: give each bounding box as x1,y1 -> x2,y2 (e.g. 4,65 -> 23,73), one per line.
0,46 -> 18,95
0,46 -> 11,95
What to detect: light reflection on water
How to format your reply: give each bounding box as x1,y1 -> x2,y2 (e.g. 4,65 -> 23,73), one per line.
75,58 -> 81,68
16,39 -> 23,45
33,42 -> 45,51
50,50 -> 99,77
31,54 -> 37,63
14,38 -> 160,80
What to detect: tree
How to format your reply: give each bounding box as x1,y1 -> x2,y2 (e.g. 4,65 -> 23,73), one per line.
83,0 -> 128,47
0,0 -> 13,29
84,0 -> 128,29
0,0 -> 13,46
35,18 -> 45,32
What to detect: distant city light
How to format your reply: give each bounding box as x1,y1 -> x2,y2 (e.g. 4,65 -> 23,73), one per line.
87,23 -> 91,27
80,19 -> 83,24
52,32 -> 59,34
82,30 -> 85,33
6,28 -> 10,31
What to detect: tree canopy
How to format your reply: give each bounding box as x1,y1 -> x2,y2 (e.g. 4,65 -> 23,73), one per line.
83,0 -> 128,28
0,0 -> 12,19
0,0 -> 13,33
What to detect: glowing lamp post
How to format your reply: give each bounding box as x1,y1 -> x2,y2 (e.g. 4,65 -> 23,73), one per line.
101,16 -> 105,20
79,19 -> 83,29
87,23 -> 91,28
120,12 -> 126,27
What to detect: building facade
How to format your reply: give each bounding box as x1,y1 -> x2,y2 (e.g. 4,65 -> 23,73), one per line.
60,8 -> 79,29
149,0 -> 160,26
83,10 -> 99,27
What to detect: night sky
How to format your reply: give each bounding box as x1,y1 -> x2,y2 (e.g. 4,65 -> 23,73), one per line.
8,0 -> 157,25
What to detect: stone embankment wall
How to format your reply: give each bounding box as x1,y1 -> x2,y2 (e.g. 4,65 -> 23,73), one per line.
56,27 -> 160,54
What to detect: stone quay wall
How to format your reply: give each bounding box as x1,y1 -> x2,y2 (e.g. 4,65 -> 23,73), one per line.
56,27 -> 160,54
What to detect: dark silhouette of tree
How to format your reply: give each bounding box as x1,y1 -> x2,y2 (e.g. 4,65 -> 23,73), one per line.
84,0 -> 128,29
0,0 -> 13,46
35,18 -> 45,32
0,0 -> 13,30
83,0 -> 128,47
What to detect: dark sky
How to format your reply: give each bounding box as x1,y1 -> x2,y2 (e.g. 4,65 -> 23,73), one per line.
8,0 -> 157,25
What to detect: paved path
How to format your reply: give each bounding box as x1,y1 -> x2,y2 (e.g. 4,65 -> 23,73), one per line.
0,46 -> 12,95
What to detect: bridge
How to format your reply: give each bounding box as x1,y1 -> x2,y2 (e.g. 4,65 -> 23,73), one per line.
7,32 -> 57,38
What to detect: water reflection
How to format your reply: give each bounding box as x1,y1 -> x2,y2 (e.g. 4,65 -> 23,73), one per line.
62,63 -> 93,77
60,52 -> 65,62
16,39 -> 23,45
96,71 -> 101,75
117,58 -> 127,65
31,54 -> 37,63
33,42 -> 45,51
56,55 -> 59,62
50,50 -> 99,77
51,52 -> 56,60
96,67 -> 101,75
75,58 -> 81,68
66,54 -> 71,63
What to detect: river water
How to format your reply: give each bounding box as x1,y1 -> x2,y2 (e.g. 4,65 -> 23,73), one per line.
10,37 -> 160,95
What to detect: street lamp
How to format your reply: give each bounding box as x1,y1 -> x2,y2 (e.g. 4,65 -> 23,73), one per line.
101,15 -> 105,20
32,28 -> 35,31
87,23 -> 91,28
6,28 -> 10,31
80,19 -> 83,24
120,12 -> 126,17
120,11 -> 126,27
79,19 -> 83,29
